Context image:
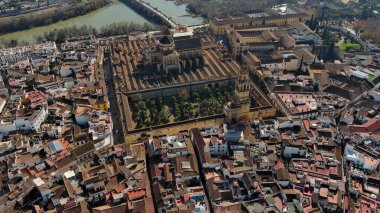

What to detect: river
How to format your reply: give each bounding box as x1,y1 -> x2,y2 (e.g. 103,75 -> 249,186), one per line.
0,0 -> 205,43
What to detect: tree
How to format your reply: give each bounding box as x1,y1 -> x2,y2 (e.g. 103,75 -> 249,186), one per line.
326,42 -> 336,62
56,30 -> 67,44
215,88 -> 222,99
178,102 -> 186,120
155,95 -> 163,110
133,100 -> 149,128
182,103 -> 190,120
199,100 -> 208,116
135,116 -> 143,129
35,35 -> 45,43
210,97 -> 219,114
180,93 -> 189,103
8,39 -> 18,48
173,103 -> 180,118
190,91 -> 199,102
137,100 -> 147,110
144,116 -> 151,127
150,107 -> 159,125
158,109 -> 169,124
201,87 -> 211,99
189,104 -> 196,117
308,15 -> 314,29
170,96 -> 177,107
321,28 -> 329,40
132,103 -> 138,117
297,55 -> 304,75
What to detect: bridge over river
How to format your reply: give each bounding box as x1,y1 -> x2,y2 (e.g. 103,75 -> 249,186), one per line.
130,0 -> 178,28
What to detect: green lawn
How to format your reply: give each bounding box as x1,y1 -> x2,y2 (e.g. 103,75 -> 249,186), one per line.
339,42 -> 362,52
368,73 -> 375,79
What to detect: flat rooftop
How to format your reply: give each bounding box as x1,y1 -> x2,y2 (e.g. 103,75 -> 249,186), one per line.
277,93 -> 317,114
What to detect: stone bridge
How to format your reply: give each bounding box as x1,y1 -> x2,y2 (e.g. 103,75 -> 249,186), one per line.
128,0 -> 177,28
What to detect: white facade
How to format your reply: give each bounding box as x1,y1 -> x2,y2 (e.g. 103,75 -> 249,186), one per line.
369,90 -> 380,102
0,52 -> 25,64
345,145 -> 379,173
261,60 -> 285,72
16,109 -> 48,131
47,125 -> 63,138
209,142 -> 228,156
0,42 -> 56,64
0,108 -> 47,134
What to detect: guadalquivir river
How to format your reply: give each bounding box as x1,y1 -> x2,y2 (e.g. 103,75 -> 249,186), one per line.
0,0 -> 205,43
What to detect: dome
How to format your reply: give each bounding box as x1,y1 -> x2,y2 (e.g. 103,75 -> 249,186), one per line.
159,36 -> 174,45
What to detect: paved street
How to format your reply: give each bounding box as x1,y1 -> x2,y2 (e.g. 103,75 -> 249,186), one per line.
103,53 -> 125,144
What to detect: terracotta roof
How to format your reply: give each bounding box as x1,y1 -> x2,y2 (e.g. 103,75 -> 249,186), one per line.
349,117 -> 380,133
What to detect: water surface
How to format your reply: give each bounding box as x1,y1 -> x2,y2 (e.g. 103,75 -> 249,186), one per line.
0,0 -> 205,43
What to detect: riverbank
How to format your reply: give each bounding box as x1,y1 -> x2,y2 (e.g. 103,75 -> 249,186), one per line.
0,1 -> 152,45
0,0 -> 112,34
41,22 -> 160,44
0,0 -> 205,46
0,2 -> 65,18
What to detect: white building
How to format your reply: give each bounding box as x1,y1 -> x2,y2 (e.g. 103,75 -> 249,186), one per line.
369,90 -> 380,102
0,42 -> 56,64
33,177 -> 57,202
0,48 -> 25,64
261,58 -> 285,72
208,136 -> 228,156
0,108 -> 47,134
345,145 -> 379,173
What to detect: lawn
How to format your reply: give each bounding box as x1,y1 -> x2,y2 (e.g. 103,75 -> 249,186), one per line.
368,73 -> 375,79
338,42 -> 362,52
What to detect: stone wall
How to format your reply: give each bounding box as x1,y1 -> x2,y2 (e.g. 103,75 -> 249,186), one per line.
124,115 -> 225,143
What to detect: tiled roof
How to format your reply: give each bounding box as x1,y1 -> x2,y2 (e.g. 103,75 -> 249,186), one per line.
174,37 -> 202,51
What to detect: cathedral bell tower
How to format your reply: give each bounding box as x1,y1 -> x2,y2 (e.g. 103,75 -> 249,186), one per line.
234,66 -> 251,111
224,65 -> 251,122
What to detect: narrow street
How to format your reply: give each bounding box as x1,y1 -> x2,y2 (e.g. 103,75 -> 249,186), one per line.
103,53 -> 125,144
